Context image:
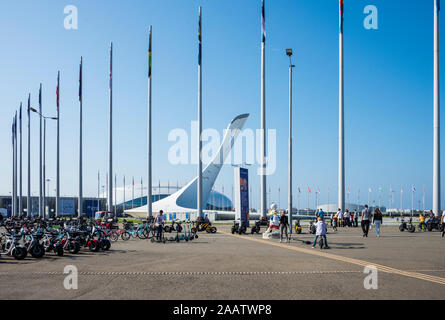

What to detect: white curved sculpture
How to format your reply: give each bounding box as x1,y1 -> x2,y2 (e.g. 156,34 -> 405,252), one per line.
126,114 -> 249,215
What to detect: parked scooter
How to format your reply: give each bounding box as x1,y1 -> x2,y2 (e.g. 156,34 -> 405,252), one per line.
250,221 -> 261,234
0,228 -> 27,260
294,220 -> 302,234
399,217 -> 415,233
23,229 -> 46,258
308,221 -> 316,235
231,220 -> 247,235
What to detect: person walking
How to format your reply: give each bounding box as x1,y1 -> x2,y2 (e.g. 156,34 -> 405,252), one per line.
353,209 -> 358,227
332,212 -> 338,231
155,210 -> 165,241
279,211 -> 289,243
344,209 -> 350,227
361,205 -> 372,237
373,208 -> 383,237
337,208 -> 343,227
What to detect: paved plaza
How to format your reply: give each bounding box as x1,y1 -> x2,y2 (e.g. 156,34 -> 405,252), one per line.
1,225 -> 444,300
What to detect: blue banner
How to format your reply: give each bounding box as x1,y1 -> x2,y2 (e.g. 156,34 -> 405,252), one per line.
239,168 -> 250,227
85,200 -> 99,218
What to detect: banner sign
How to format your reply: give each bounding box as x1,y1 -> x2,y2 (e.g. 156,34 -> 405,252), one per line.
239,168 -> 250,227
60,199 -> 75,215
234,167 -> 250,227
85,200 -> 99,217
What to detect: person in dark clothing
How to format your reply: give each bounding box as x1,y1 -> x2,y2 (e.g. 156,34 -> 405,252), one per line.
361,205 -> 372,237
373,208 -> 383,237
279,212 -> 289,243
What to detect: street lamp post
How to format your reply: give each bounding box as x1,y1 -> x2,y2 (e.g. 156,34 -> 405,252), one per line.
286,48 -> 295,234
29,107 -> 58,219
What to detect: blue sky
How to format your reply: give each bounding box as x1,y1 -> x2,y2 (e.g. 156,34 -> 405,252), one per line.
0,0 -> 443,210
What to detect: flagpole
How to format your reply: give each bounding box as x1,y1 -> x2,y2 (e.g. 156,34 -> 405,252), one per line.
147,26 -> 153,217
197,7 -> 203,218
56,71 -> 60,217
12,117 -> 15,217
108,43 -> 114,216
97,171 -> 100,212
27,94 -> 31,217
14,112 -> 17,217
14,114 -> 17,217
78,57 -> 83,218
400,188 -> 403,213
19,104 -> 22,216
287,49 -> 294,232
338,0 -> 345,212
114,174 -> 117,217
39,84 -> 43,218
123,175 -> 126,213
132,177 -> 134,209
433,0 -> 441,217
43,117 -> 46,219
260,0 -> 267,219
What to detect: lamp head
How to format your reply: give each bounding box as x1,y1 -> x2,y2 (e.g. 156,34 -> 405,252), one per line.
286,48 -> 293,56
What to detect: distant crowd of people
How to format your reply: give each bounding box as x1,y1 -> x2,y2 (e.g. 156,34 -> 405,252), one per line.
276,205 -> 387,249
327,206 -> 383,237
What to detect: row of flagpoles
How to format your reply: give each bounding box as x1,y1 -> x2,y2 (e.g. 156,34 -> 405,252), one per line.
8,4 -> 203,218
8,1 -> 441,219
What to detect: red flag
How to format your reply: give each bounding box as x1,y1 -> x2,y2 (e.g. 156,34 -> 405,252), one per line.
308,187 -> 312,193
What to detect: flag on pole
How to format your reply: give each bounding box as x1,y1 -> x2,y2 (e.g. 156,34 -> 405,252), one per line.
390,187 -> 393,194
347,187 -> 350,194
148,27 -> 152,78
368,188 -> 372,193
317,188 -> 320,194
308,187 -> 312,193
79,58 -> 82,102
198,8 -> 202,66
339,0 -> 344,34
298,187 -> 301,193
261,0 -> 266,43
378,187 -> 382,193
412,186 -> 416,193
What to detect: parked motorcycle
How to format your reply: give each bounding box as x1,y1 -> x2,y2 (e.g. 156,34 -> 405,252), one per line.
399,217 -> 415,233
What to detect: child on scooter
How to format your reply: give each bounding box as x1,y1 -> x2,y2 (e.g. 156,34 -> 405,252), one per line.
312,217 -> 329,249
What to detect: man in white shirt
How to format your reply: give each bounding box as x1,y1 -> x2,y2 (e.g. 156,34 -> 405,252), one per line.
312,217 -> 329,249
344,210 -> 350,227
337,209 -> 344,227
